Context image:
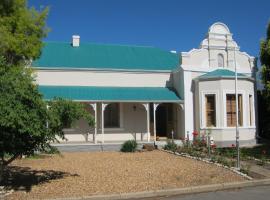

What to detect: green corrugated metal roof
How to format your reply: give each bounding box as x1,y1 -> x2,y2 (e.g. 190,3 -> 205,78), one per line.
38,86 -> 182,102
198,69 -> 248,79
32,42 -> 180,71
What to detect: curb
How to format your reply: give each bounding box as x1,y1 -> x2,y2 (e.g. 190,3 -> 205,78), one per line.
48,178 -> 270,200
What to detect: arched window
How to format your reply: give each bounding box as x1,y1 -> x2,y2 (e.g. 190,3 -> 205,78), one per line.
218,54 -> 224,68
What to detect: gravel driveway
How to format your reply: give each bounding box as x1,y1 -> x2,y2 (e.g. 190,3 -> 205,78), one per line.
5,150 -> 245,200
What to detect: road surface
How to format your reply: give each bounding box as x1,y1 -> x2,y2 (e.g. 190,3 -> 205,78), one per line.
136,185 -> 270,200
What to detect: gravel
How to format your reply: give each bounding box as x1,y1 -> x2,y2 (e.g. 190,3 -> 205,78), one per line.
6,151 -> 245,200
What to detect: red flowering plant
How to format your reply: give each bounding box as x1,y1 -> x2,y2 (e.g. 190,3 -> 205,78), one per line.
191,131 -> 207,152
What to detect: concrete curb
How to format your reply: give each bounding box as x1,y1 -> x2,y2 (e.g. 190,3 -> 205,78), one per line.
48,178 -> 270,200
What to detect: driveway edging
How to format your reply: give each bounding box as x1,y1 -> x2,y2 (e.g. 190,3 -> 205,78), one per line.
48,178 -> 270,200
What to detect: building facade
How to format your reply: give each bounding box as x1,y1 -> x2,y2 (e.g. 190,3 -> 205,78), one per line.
33,22 -> 257,146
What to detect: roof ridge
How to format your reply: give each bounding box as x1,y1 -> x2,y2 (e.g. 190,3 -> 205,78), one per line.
43,41 -> 157,49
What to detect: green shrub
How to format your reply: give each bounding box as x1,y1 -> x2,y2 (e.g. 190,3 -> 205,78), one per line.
42,145 -> 60,154
164,140 -> 177,152
121,140 -> 138,152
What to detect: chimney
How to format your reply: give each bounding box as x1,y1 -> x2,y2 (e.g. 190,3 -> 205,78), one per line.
72,35 -> 80,47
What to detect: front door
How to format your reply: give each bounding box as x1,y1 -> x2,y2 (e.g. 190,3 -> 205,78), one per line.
156,105 -> 167,137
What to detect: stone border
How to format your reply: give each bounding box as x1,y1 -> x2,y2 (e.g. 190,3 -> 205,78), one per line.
161,149 -> 253,180
47,178 -> 270,200
246,156 -> 270,164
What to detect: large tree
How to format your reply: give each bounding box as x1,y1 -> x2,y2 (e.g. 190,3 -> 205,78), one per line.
0,1 -> 94,182
0,58 -> 94,182
0,0 -> 49,66
261,22 -> 270,90
260,22 -> 270,138
0,59 -> 51,180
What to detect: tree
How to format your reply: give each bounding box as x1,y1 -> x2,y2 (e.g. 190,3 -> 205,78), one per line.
47,98 -> 95,139
260,22 -> 270,138
0,1 -> 94,183
0,0 -> 49,66
0,59 -> 51,182
260,22 -> 270,91
0,58 -> 95,182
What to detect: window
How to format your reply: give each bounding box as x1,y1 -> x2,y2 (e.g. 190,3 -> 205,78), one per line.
205,94 -> 216,127
226,94 -> 243,127
218,54 -> 224,68
249,95 -> 253,126
104,103 -> 120,128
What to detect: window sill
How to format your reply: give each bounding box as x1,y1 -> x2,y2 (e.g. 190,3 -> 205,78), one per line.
200,126 -> 256,130
98,128 -> 125,131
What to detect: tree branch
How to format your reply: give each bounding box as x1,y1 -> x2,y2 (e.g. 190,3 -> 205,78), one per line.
3,154 -> 20,166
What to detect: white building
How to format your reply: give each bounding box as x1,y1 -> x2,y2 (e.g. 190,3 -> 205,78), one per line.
33,22 -> 258,147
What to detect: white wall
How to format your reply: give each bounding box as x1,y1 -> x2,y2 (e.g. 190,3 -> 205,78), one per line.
60,102 -> 149,142
180,22 -> 257,145
195,79 -> 256,146
181,22 -> 255,75
35,69 -> 172,87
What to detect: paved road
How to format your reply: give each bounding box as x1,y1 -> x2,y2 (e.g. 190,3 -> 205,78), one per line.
137,185 -> 270,200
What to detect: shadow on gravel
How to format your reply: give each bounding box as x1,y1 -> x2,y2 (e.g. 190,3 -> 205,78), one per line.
2,165 -> 79,192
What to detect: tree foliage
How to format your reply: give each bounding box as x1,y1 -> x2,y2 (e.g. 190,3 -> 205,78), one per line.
0,59 -> 51,165
260,22 -> 270,138
48,98 -> 95,138
0,0 -> 49,66
0,1 -> 94,183
260,22 -> 270,91
0,58 -> 94,182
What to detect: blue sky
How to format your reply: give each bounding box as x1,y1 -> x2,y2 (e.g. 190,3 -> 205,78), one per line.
28,0 -> 270,58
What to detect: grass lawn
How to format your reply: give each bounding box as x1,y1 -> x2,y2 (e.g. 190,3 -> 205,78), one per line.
4,150 -> 245,200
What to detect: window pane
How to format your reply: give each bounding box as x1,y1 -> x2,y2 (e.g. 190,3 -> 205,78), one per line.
226,94 -> 242,127
205,95 -> 216,127
104,103 -> 120,128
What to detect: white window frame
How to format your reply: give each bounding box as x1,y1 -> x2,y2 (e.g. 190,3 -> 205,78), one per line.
223,90 -> 246,128
100,103 -> 124,131
247,92 -> 256,128
200,90 -> 219,129
218,53 -> 225,68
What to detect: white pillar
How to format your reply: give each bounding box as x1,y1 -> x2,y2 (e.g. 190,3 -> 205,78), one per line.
101,103 -> 108,144
90,103 -> 97,144
143,103 -> 150,142
153,103 -> 159,142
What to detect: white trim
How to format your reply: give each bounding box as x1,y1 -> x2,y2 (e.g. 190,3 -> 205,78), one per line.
142,103 -> 150,142
247,92 -> 256,127
153,103 -> 159,142
89,103 -> 97,143
43,99 -> 183,103
101,102 -> 123,130
200,90 -> 219,129
223,90 -> 245,127
200,127 -> 256,130
35,67 -> 173,73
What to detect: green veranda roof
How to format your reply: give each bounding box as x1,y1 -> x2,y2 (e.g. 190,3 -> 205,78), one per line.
198,69 -> 249,80
39,86 -> 182,102
32,42 -> 180,71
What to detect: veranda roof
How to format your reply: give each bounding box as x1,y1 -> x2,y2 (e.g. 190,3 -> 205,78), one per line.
38,86 -> 182,103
